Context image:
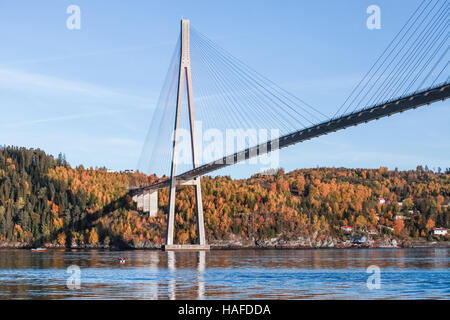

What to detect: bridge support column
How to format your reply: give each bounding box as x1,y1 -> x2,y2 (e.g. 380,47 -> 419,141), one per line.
194,177 -> 206,245
143,191 -> 150,213
164,19 -> 209,251
136,193 -> 144,211
132,189 -> 158,217
148,189 -> 158,217
166,180 -> 176,246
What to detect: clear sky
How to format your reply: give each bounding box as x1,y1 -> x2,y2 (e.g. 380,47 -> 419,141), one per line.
0,0 -> 448,178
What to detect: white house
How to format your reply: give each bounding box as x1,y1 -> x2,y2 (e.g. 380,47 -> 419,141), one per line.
378,198 -> 386,205
432,228 -> 448,236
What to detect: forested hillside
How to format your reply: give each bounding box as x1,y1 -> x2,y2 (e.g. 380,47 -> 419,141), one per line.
0,146 -> 449,248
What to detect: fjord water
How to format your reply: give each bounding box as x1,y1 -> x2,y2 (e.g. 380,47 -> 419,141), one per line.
0,248 -> 448,299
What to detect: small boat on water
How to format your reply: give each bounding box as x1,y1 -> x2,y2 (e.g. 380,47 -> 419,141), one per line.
118,257 -> 126,264
31,248 -> 47,252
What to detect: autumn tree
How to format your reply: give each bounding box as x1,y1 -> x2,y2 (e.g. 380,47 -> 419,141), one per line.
425,218 -> 435,231
394,219 -> 404,235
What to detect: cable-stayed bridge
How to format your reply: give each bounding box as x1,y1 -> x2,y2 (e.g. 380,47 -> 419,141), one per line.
132,0 -> 449,250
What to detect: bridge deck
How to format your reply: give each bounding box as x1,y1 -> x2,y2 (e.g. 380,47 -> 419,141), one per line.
131,83 -> 449,193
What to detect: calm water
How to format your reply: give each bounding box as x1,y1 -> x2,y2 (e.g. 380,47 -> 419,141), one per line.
0,248 -> 449,299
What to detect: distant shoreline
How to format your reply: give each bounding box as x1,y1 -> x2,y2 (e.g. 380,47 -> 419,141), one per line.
1,240 -> 449,250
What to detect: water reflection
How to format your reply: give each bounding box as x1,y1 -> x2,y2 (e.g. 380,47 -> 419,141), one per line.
167,251 -> 176,300
0,248 -> 448,299
198,251 -> 205,299
433,249 -> 448,269
145,251 -> 159,299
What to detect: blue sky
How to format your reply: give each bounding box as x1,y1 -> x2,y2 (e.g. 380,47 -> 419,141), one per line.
0,0 -> 448,177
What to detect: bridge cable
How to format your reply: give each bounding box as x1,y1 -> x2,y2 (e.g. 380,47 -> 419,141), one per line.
331,0 -> 429,118
343,0 -> 441,115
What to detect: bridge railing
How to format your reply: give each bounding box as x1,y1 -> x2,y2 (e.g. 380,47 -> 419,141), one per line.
336,80 -> 449,120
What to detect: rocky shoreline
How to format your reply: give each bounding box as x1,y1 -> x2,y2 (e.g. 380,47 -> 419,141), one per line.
208,237 -> 450,249
1,238 -> 449,250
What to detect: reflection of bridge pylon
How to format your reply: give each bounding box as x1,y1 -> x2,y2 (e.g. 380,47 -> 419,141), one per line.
163,19 -> 209,251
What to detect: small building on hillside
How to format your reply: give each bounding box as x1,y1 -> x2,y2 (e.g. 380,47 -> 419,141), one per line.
378,198 -> 386,205
341,226 -> 353,233
432,228 -> 448,236
351,235 -> 367,244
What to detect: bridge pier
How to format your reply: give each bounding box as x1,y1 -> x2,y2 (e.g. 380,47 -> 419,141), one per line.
143,191 -> 150,213
162,244 -> 210,251
132,189 -> 158,217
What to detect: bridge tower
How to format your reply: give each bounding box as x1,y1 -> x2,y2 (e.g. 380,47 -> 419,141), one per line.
163,19 -> 209,251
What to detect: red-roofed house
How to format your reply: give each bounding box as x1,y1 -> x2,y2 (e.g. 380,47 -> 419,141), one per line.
341,226 -> 353,233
